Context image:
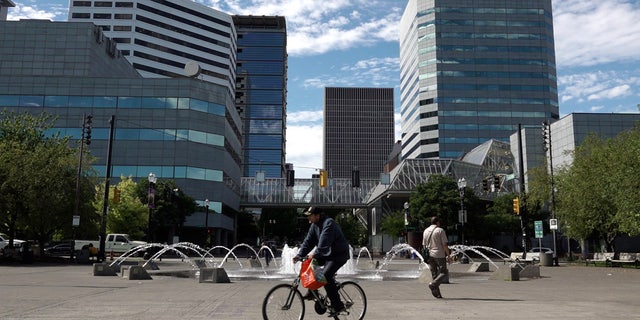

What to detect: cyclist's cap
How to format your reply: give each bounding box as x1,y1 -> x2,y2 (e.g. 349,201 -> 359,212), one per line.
303,206 -> 321,216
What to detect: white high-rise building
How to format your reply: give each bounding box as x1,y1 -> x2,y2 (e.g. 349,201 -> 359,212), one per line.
68,0 -> 237,96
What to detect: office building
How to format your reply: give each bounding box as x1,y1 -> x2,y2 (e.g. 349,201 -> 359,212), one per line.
233,15 -> 287,179
0,0 -> 14,20
399,0 -> 559,159
68,0 -> 237,97
0,20 -> 241,245
324,87 -> 395,180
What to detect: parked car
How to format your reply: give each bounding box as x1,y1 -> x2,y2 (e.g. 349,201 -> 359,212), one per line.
44,243 -> 73,256
529,247 -> 553,254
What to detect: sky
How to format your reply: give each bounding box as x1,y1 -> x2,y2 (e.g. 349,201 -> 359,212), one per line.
6,0 -> 640,178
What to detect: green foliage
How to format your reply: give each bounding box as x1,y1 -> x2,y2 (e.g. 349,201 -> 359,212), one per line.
335,210 -> 367,246
553,127 -> 640,250
409,175 -> 459,231
0,110 -> 96,247
97,177 -> 148,240
380,210 -> 405,238
133,178 -> 196,243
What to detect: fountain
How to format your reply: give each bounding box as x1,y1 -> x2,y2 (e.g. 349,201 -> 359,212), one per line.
103,242 -> 512,282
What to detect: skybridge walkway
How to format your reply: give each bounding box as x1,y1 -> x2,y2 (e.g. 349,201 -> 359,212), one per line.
239,177 -> 379,209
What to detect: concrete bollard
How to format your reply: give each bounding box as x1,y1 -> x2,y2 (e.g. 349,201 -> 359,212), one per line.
199,267 -> 231,283
122,265 -> 152,280
468,262 -> 490,272
93,262 -> 117,276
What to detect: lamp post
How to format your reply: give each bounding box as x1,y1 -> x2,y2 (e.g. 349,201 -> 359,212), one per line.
147,172 -> 157,243
204,199 -> 210,248
403,202 -> 409,243
457,177 -> 467,245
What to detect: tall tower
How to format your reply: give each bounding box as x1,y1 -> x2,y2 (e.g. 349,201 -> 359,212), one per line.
324,87 -> 395,180
68,0 -> 237,97
233,16 -> 288,178
399,0 -> 559,159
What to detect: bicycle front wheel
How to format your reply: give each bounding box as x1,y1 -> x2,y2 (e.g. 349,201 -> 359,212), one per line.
262,284 -> 305,320
338,281 -> 367,320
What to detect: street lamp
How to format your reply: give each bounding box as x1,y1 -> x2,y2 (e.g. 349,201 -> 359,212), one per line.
457,177 -> 467,245
147,172 -> 157,242
204,199 -> 210,248
403,202 -> 409,243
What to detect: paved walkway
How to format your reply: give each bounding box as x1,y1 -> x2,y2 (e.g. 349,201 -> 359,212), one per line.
0,259 -> 638,319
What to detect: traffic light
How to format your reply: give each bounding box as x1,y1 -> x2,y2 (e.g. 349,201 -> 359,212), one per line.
286,169 -> 295,187
482,179 -> 489,191
84,114 -> 93,145
493,175 -> 500,191
351,169 -> 360,188
319,169 -> 328,187
113,187 -> 121,203
512,197 -> 520,215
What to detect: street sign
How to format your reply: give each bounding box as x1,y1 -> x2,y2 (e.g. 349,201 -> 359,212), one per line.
534,220 -> 543,238
72,215 -> 80,227
550,219 -> 558,230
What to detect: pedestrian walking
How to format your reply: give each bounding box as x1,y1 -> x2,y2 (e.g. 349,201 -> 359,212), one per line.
422,216 -> 452,298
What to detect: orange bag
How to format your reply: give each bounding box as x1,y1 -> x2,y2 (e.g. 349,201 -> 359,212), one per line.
300,259 -> 327,290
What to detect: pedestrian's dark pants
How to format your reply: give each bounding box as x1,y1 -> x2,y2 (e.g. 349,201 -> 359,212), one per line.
428,257 -> 449,287
321,258 -> 348,310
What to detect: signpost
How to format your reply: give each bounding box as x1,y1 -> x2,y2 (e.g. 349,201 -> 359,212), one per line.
535,220 -> 543,250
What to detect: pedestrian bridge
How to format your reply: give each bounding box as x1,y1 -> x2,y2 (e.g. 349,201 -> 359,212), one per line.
240,177 -> 380,209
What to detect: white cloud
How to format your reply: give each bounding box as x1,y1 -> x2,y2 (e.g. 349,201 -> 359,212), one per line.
587,85 -> 631,101
558,70 -> 636,103
285,122 -> 323,178
287,110 -> 322,124
7,3 -> 61,20
553,0 -> 640,67
204,0 -> 402,57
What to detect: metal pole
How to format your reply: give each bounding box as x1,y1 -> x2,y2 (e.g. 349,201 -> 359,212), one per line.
545,121 -> 559,266
99,115 -> 115,262
205,201 -> 209,247
517,124 -> 529,259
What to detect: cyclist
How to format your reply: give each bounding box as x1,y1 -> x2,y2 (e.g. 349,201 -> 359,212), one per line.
293,206 -> 350,317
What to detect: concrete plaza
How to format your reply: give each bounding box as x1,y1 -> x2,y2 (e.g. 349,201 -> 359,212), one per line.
0,260 -> 638,319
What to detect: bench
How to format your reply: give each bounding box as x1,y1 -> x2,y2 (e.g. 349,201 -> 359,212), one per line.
585,252 -> 614,266
608,252 -> 639,268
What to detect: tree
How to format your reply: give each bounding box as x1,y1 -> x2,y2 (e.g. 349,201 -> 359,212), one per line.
134,178 -> 196,243
335,210 -> 367,247
380,210 -> 405,240
93,177 -> 148,240
409,175 -> 464,238
555,134 -> 621,251
0,111 -> 96,250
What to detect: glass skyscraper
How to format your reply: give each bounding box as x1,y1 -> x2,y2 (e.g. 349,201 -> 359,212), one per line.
399,0 -> 559,159
233,16 -> 288,179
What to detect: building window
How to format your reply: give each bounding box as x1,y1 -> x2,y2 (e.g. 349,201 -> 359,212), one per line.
93,13 -> 112,19
114,13 -> 133,19
72,1 -> 91,6
94,1 -> 113,7
71,12 -> 90,18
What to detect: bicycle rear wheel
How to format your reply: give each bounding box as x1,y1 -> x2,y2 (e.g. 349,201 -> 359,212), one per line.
338,281 -> 367,320
262,284 -> 305,320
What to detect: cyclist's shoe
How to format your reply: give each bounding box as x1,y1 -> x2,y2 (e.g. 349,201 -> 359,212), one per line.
328,304 -> 347,318
303,289 -> 318,301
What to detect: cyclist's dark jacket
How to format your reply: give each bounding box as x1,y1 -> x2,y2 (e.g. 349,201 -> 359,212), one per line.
297,215 -> 350,261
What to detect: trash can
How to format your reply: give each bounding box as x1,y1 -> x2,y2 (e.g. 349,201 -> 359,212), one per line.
539,252 -> 553,266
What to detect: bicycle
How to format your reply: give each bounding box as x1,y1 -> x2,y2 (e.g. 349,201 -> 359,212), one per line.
261,259 -> 367,320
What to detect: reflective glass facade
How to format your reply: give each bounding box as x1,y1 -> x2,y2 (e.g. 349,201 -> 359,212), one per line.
233,16 -> 287,178
400,0 -> 559,159
0,20 -> 241,238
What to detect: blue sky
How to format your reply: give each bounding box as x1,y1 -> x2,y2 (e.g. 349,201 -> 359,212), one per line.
7,0 -> 640,178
